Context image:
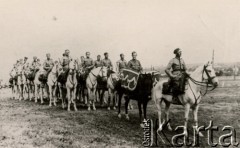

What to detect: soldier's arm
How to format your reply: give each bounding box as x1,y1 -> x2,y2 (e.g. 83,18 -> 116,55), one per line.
116,61 -> 120,72
138,61 -> 143,71
89,60 -> 94,69
127,61 -> 132,69
165,60 -> 174,78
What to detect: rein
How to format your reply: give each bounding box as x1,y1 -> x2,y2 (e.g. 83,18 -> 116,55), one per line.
186,65 -> 217,104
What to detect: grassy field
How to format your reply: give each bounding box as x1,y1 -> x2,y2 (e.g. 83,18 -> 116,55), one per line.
0,81 -> 240,147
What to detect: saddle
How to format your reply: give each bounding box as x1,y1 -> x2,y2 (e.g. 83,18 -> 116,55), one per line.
162,73 -> 188,96
97,76 -> 107,90
26,69 -> 39,81
57,69 -> 69,85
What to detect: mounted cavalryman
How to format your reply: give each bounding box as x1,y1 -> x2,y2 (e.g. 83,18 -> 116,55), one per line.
165,48 -> 188,96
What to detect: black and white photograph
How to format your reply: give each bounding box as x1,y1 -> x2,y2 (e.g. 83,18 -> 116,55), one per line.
0,0 -> 240,147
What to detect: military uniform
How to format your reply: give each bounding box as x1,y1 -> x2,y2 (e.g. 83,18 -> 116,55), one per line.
43,58 -> 54,75
166,57 -> 187,79
127,59 -> 142,73
60,56 -> 72,72
102,58 -> 112,69
31,61 -> 40,71
94,60 -> 103,68
165,57 -> 187,95
116,59 -> 127,73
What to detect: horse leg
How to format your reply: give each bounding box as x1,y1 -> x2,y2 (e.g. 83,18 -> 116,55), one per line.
53,85 -> 57,106
59,86 -> 65,109
67,88 -> 71,111
118,93 -> 123,118
164,101 -> 172,131
73,87 -> 78,111
49,86 -> 52,107
192,104 -> 203,137
92,88 -> 96,111
87,88 -> 91,111
138,101 -> 142,122
34,84 -> 38,103
184,104 -> 190,137
125,96 -> 130,120
112,91 -> 116,110
156,98 -> 164,133
40,86 -> 44,104
107,88 -> 112,110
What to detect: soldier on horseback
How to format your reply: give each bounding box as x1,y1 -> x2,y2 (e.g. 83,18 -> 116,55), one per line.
58,49 -> 72,84
165,48 -> 188,96
102,52 -> 113,70
116,53 -> 127,73
127,51 -> 143,73
42,53 -> 54,81
94,55 -> 103,68
83,52 -> 94,74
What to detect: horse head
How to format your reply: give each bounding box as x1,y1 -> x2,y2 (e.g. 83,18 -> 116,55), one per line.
98,66 -> 108,81
202,62 -> 219,88
69,60 -> 76,75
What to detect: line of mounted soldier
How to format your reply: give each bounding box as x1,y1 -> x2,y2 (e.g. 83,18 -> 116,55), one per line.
9,48 -> 189,123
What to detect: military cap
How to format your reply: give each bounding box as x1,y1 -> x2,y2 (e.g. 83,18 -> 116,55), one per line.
104,52 -> 108,55
24,57 -> 28,59
174,48 -> 181,54
33,56 -> 37,59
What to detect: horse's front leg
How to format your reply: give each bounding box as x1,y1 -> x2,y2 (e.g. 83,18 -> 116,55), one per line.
40,87 -> 44,104
138,101 -> 142,122
72,86 -> 78,111
107,88 -> 112,110
87,88 -> 91,111
67,88 -> 71,111
192,104 -> 203,137
49,85 -> 53,107
53,85 -> 57,106
34,84 -> 38,103
184,103 -> 190,137
164,101 -> 172,131
92,87 -> 96,111
118,93 -> 123,118
124,96 -> 130,120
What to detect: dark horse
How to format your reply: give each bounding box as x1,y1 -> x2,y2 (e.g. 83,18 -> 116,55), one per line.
116,73 -> 153,124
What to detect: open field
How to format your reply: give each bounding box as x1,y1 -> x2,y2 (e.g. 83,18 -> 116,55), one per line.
0,79 -> 240,147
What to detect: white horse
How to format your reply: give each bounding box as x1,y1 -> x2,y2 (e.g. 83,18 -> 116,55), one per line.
47,62 -> 59,107
9,68 -> 18,99
34,66 -> 44,104
152,62 -> 218,137
86,66 -> 108,111
107,72 -> 120,110
65,61 -> 78,111
16,65 -> 27,100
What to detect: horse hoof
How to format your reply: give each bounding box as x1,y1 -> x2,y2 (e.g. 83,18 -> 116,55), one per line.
199,132 -> 204,137
107,107 -> 110,111
167,126 -> 173,131
93,107 -> 96,111
126,116 -> 130,120
113,107 -> 116,110
49,104 -> 52,107
54,103 -> 57,106
67,109 -> 70,112
118,114 -> 121,118
88,107 -> 91,111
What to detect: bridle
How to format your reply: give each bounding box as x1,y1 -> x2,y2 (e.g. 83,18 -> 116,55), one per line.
89,67 -> 107,88
187,64 -> 217,104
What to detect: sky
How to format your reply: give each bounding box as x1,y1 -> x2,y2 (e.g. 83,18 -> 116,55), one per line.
0,0 -> 240,81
